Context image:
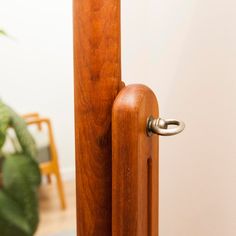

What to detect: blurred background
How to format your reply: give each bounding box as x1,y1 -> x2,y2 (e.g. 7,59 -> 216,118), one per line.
1,0 -> 236,235
0,1 -> 75,236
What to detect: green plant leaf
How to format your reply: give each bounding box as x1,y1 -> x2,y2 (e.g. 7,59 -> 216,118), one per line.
8,107 -> 38,159
0,101 -> 10,149
2,154 -> 40,235
0,191 -> 31,236
3,153 -> 41,187
0,29 -> 7,37
0,101 -> 38,159
0,101 -> 41,236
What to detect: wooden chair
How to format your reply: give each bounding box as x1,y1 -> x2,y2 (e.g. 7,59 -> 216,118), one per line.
22,113 -> 66,210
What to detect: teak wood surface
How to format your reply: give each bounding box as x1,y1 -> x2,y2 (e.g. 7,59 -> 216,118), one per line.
73,0 -> 121,235
112,85 -> 159,236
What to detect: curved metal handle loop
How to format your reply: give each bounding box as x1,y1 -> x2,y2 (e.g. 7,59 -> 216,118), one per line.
147,117 -> 185,136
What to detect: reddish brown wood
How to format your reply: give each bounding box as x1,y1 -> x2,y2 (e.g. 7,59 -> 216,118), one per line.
112,84 -> 159,236
73,0 -> 121,234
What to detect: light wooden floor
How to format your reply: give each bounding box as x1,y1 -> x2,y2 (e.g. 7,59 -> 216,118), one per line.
36,180 -> 76,236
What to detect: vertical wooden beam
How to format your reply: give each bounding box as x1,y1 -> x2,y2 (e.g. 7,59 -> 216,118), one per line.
112,85 -> 159,236
73,0 -> 121,235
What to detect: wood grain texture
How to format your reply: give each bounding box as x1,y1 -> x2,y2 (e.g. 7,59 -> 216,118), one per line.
73,0 -> 121,235
112,85 -> 159,236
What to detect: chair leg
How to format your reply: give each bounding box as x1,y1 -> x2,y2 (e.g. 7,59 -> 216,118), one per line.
47,174 -> 52,184
55,169 -> 66,210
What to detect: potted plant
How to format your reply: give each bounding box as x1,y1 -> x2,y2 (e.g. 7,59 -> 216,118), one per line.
0,100 -> 41,236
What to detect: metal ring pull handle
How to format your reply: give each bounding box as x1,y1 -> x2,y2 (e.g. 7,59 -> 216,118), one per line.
147,116 -> 185,136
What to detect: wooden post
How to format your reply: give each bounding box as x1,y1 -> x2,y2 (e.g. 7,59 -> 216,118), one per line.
112,85 -> 159,236
73,0 -> 121,235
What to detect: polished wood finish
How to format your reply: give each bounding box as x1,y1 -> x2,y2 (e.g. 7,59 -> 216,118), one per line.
73,0 -> 121,234
112,85 -> 159,236
23,114 -> 66,210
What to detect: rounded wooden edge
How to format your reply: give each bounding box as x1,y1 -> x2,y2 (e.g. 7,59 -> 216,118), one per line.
112,83 -> 159,236
113,84 -> 159,113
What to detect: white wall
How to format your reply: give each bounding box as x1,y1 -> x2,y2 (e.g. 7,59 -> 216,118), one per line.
122,0 -> 236,235
0,0 -> 74,179
1,0 -> 236,235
